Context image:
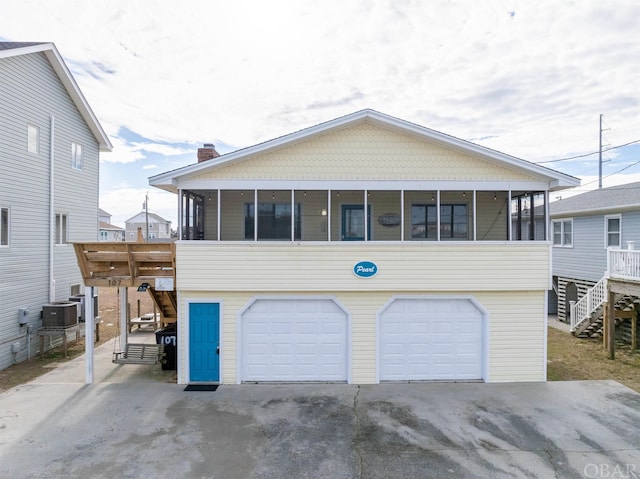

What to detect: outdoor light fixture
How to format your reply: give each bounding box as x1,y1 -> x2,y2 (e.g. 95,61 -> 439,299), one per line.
321,209 -> 327,216
137,282 -> 150,292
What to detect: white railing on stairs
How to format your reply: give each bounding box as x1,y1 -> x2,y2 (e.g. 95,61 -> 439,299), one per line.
570,277 -> 608,332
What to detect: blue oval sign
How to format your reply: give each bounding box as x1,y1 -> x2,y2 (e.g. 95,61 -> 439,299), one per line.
354,261 -> 378,278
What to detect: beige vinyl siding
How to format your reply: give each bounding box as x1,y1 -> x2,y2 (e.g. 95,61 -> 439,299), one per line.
297,190 -> 328,241
219,190 -> 245,240
476,191 -> 509,240
479,290 -> 546,382
178,289 -> 546,384
176,242 -> 550,292
194,123 -> 537,182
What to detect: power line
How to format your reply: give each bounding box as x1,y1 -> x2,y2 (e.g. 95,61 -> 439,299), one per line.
538,138 -> 640,164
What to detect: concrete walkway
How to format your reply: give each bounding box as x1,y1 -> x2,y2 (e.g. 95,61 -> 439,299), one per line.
1,333 -> 639,478
548,314 -> 572,333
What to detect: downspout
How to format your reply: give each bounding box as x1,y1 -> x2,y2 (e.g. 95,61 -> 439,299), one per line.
49,115 -> 55,302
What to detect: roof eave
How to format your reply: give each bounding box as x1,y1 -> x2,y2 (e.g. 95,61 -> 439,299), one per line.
149,109 -> 579,190
1,42 -> 113,152
42,46 -> 113,152
551,203 -> 640,218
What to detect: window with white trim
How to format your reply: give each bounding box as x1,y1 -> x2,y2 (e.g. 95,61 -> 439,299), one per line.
28,124 -> 39,154
605,215 -> 621,248
71,142 -> 83,170
100,231 -> 108,241
55,213 -> 68,244
552,219 -> 572,246
1,207 -> 9,246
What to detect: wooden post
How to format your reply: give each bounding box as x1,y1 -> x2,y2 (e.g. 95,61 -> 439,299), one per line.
602,302 -> 608,350
607,290 -> 615,359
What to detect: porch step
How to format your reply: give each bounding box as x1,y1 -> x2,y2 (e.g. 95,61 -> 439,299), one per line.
574,296 -> 638,339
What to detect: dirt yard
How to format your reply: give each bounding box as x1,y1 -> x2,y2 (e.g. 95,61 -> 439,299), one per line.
547,326 -> 640,392
0,287 -> 155,392
2,307 -> 640,393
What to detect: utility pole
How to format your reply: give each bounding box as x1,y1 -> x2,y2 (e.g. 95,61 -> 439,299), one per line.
144,193 -> 149,241
598,114 -> 603,189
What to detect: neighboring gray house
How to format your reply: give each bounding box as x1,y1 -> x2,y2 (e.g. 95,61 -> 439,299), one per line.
98,208 -> 124,241
0,42 -> 112,369
124,211 -> 172,241
550,181 -> 640,322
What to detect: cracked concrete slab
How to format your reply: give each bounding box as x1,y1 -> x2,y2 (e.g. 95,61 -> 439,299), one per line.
1,363 -> 639,478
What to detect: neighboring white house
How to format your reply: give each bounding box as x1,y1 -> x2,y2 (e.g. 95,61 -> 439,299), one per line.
98,208 -> 124,241
149,109 -> 579,385
0,42 -> 112,370
550,182 -> 640,323
124,211 -> 172,242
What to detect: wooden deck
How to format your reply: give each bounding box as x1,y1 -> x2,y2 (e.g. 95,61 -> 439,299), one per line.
73,242 -> 176,288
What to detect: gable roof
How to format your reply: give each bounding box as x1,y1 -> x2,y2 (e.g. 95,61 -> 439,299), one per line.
550,181 -> 640,217
149,109 -> 579,193
124,211 -> 171,224
99,221 -> 124,231
0,42 -> 112,152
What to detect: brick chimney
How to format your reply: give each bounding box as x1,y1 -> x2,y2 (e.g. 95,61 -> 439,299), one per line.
197,143 -> 220,163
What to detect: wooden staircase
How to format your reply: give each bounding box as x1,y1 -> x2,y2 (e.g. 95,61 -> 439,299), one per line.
573,294 -> 638,338
147,287 -> 177,325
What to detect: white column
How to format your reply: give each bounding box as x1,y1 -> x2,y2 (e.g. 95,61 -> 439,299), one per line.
84,286 -> 94,384
119,287 -> 128,350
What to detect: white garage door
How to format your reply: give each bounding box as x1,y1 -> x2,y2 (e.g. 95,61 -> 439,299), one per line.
379,298 -> 484,381
241,299 -> 349,382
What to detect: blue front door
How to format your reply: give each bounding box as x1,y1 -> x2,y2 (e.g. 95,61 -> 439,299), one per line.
189,302 -> 220,382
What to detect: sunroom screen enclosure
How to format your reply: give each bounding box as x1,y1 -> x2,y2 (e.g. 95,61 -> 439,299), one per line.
180,189 -> 547,242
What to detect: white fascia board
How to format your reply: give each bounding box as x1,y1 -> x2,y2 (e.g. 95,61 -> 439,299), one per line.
177,178 -> 553,192
149,108 -> 579,190
149,111 -> 369,187
43,46 -> 113,152
365,111 -> 580,186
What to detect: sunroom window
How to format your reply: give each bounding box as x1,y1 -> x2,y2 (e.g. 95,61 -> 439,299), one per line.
411,204 -> 467,240
245,203 -> 301,240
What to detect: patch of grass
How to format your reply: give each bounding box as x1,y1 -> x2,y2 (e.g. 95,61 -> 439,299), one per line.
547,326 -> 640,393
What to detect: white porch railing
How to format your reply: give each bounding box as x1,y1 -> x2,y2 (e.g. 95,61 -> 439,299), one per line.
607,245 -> 640,281
570,277 -> 608,332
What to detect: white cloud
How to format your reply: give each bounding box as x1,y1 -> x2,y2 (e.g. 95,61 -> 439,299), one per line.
100,187 -> 177,229
2,0 -> 639,218
2,1 -> 637,156
102,136 -> 191,164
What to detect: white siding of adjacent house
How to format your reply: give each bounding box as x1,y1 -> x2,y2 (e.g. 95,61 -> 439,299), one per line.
175,242 -> 549,384
0,51 -> 99,369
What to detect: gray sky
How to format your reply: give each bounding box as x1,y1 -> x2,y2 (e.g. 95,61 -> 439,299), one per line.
2,0 -> 639,227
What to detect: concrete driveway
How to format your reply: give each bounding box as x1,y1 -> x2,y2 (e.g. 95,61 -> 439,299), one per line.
0,340 -> 639,478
